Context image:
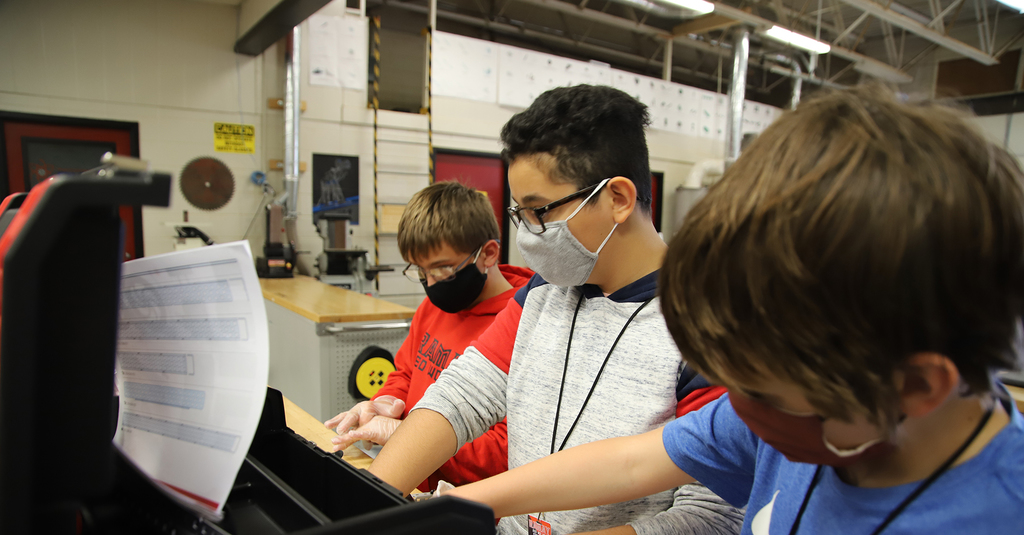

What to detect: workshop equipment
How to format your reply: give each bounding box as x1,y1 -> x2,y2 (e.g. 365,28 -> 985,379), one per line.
180,156 -> 235,211
314,215 -> 391,295
257,203 -> 296,278
0,156 -> 492,534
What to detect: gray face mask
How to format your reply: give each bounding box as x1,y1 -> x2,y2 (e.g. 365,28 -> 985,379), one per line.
516,183 -> 618,288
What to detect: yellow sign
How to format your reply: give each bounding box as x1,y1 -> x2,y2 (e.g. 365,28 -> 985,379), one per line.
213,122 -> 255,154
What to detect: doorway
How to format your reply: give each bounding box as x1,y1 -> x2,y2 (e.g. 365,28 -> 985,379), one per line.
1,112 -> 144,260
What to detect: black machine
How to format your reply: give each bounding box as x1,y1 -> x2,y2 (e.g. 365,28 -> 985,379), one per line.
257,203 -> 296,279
0,160 -> 495,534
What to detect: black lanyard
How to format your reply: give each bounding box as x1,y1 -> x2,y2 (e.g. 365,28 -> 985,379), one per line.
788,403 -> 995,535
549,293 -> 653,455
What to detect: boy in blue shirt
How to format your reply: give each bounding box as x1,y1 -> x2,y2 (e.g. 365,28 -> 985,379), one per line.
446,86 -> 1024,533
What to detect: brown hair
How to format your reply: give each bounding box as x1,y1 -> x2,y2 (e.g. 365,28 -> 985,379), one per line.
398,181 -> 500,262
660,86 -> 1024,427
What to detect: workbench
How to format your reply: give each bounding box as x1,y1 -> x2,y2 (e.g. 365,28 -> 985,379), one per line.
283,394 -> 373,470
261,275 -> 415,422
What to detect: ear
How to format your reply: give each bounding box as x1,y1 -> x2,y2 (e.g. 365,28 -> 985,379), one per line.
605,177 -> 637,224
896,352 -> 961,418
479,239 -> 501,269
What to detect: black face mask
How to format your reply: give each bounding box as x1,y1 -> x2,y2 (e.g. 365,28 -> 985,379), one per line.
423,261 -> 488,313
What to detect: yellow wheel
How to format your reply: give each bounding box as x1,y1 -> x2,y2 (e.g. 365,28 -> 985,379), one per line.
349,346 -> 396,400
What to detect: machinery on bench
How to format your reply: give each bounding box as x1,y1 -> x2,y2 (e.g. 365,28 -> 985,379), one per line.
314,213 -> 392,295
0,154 -> 494,534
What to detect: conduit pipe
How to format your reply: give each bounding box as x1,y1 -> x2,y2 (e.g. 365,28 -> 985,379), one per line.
727,29 -> 749,167
790,61 -> 802,110
284,26 -> 301,219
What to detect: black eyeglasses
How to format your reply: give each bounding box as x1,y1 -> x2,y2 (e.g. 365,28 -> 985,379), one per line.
507,178 -> 610,235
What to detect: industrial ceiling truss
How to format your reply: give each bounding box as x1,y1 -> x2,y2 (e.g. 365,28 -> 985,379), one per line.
367,0 -> 1024,102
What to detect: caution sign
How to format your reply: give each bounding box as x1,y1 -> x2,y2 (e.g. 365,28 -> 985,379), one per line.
213,122 -> 255,154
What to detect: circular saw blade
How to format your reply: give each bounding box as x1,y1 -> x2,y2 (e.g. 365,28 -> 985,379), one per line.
180,157 -> 235,211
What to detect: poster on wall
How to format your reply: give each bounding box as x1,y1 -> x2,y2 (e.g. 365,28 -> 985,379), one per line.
308,14 -> 368,90
433,31 -> 499,103
312,154 -> 360,224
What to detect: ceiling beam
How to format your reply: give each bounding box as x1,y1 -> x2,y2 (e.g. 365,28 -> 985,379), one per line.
382,0 -> 761,89
834,0 -> 997,65
711,2 -> 914,83
512,0 -> 671,38
672,12 -> 744,37
234,0 -> 333,55
407,0 -> 907,84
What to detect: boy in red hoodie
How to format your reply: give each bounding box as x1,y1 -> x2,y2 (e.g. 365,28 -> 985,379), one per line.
324,181 -> 532,492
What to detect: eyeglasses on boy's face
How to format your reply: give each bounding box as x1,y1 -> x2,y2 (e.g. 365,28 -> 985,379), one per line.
403,245 -> 483,284
506,178 -> 611,235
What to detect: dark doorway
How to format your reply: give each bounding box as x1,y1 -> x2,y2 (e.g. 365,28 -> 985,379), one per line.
1,112 -> 143,260
651,171 -> 664,233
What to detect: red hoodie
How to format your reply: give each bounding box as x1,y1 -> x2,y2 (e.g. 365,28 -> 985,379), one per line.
373,264 -> 533,492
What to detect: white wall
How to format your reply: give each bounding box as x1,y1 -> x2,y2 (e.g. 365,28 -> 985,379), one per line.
971,113 -> 1024,166
0,0 -> 272,259
0,0 -> 727,298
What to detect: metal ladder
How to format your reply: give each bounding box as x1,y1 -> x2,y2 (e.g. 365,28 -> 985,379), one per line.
370,15 -> 434,296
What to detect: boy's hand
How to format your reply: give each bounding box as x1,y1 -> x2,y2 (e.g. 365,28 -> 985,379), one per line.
330,415 -> 402,451
324,395 -> 406,436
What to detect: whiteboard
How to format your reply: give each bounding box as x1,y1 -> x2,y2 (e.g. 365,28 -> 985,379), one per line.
433,31 -> 498,103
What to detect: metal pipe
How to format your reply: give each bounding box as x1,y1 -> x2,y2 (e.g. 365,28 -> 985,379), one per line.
765,64 -> 841,88
284,26 -> 301,219
768,54 -> 813,104
789,61 -> 802,109
727,29 -> 749,167
663,38 -> 673,80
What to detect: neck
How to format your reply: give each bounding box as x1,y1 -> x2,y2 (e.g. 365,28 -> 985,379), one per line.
594,218 -> 666,295
471,264 -> 512,307
837,394 -> 1008,488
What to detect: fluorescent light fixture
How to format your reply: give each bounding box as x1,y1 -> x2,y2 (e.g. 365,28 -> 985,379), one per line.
994,0 -> 1024,12
662,0 -> 715,15
764,26 -> 831,54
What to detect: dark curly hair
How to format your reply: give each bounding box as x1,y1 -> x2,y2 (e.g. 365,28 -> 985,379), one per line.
500,85 -> 653,213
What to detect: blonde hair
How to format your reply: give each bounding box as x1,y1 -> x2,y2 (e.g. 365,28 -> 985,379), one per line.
398,181 -> 500,262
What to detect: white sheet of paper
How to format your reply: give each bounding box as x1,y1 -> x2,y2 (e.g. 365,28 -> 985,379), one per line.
309,14 -> 341,87
112,241 -> 269,519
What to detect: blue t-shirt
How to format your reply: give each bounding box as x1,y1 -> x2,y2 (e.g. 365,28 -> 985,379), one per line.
663,393 -> 1024,534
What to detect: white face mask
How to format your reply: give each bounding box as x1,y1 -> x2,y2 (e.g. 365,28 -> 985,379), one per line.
516,182 -> 618,288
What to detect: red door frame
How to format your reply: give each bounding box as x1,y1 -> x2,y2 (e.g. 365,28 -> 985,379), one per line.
651,170 -> 664,233
0,112 -> 143,259
434,149 -> 511,264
